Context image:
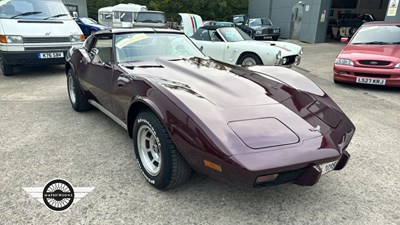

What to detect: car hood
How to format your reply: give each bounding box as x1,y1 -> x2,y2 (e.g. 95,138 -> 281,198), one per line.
119,58 -> 351,154
340,44 -> 400,62
240,40 -> 302,56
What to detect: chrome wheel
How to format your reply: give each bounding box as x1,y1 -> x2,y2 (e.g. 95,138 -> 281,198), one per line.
68,75 -> 76,105
241,57 -> 257,66
137,124 -> 161,176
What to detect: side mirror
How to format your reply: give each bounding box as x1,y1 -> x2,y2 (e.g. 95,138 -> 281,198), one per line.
90,48 -> 99,57
199,46 -> 203,52
72,11 -> 78,19
340,37 -> 349,43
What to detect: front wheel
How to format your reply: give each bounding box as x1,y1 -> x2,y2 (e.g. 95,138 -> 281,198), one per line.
1,61 -> 13,76
237,53 -> 263,66
133,111 -> 191,190
67,68 -> 91,112
272,36 -> 279,41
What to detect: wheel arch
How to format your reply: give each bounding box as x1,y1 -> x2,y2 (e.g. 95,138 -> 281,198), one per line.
65,62 -> 74,76
127,99 -> 165,138
236,51 -> 264,65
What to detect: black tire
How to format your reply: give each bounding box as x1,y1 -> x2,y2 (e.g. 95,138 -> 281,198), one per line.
272,36 -> 279,41
67,68 -> 91,112
1,61 -> 13,76
133,111 -> 191,190
237,53 -> 263,66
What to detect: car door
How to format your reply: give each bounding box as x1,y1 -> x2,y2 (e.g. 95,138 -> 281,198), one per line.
77,34 -> 114,111
195,29 -> 227,62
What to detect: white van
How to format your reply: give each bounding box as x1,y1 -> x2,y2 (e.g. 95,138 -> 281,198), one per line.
98,3 -> 147,28
0,0 -> 84,76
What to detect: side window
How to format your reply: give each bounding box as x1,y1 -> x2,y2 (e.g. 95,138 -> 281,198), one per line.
200,30 -> 210,41
92,35 -> 113,64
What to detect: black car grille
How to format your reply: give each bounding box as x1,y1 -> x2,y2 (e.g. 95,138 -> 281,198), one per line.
24,46 -> 71,51
262,29 -> 273,34
254,168 -> 307,187
283,55 -> 296,65
23,37 -> 70,43
358,60 -> 391,66
354,73 -> 391,78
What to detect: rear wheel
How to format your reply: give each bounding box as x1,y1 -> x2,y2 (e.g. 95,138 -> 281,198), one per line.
238,53 -> 263,66
133,111 -> 191,190
67,68 -> 91,112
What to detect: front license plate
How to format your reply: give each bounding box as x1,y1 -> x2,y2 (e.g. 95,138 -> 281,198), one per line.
320,160 -> 339,175
356,77 -> 386,85
38,52 -> 64,59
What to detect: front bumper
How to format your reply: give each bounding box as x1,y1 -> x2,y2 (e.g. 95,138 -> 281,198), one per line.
334,64 -> 400,87
0,50 -> 68,66
254,33 -> 280,39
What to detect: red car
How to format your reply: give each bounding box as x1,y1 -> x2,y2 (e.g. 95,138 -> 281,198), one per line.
66,28 -> 355,189
334,21 -> 400,87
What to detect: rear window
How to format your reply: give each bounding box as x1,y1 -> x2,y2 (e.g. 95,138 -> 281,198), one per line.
136,12 -> 165,23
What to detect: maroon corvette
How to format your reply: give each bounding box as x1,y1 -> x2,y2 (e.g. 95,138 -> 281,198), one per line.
66,28 -> 355,189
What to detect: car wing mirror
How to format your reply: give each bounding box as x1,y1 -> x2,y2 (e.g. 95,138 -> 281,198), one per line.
199,46 -> 203,52
78,49 -> 91,65
90,48 -> 99,56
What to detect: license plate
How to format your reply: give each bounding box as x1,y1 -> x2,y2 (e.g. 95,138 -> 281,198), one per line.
320,160 -> 339,175
356,77 -> 386,85
38,52 -> 64,59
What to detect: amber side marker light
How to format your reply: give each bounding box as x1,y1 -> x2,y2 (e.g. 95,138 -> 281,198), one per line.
255,174 -> 279,185
80,34 -> 85,42
203,159 -> 222,172
0,35 -> 7,43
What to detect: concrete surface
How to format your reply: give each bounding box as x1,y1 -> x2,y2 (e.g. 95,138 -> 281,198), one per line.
0,42 -> 399,225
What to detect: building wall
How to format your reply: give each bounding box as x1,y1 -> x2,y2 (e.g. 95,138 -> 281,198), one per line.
249,0 -> 330,43
249,0 -> 393,43
63,0 -> 88,17
385,0 -> 400,20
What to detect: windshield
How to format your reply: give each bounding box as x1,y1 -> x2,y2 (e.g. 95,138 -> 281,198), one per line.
233,15 -> 245,23
80,17 -> 98,24
0,0 -> 71,20
249,18 -> 272,27
350,25 -> 400,44
115,33 -> 204,63
218,27 -> 253,42
136,12 -> 165,23
117,11 -> 133,22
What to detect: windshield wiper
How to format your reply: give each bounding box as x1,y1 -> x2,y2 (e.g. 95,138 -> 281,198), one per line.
44,13 -> 68,20
10,11 -> 42,19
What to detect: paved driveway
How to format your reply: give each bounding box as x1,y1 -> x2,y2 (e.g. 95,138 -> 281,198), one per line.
0,43 -> 399,224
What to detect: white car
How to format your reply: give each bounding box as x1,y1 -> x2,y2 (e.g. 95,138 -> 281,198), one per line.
190,25 -> 303,67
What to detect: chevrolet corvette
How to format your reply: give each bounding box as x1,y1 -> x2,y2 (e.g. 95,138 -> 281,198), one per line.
66,28 -> 355,190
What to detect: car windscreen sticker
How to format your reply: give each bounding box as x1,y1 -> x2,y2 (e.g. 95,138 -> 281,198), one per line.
116,33 -> 149,49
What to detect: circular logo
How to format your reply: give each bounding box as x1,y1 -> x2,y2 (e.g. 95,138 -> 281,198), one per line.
42,179 -> 75,211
